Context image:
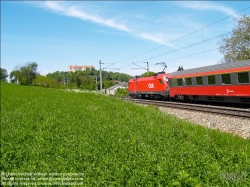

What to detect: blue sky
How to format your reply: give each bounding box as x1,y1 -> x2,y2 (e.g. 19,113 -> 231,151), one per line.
1,1 -> 250,77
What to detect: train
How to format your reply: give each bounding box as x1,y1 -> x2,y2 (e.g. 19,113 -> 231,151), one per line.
128,59 -> 250,104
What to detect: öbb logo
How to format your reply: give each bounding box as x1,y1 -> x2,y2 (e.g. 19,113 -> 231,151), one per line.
148,83 -> 154,88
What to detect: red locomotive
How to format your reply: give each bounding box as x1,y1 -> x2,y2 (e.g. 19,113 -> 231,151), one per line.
128,73 -> 170,99
128,59 -> 250,104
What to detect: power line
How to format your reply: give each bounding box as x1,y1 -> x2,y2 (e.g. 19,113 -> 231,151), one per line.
115,6 -> 250,66
119,31 -> 232,68
164,48 -> 220,63
136,32 -> 231,63
120,48 -> 220,70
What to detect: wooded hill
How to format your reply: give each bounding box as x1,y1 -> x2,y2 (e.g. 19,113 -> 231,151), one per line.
45,69 -> 133,90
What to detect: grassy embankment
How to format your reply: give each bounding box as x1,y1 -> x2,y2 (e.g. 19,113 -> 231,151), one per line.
1,83 -> 249,186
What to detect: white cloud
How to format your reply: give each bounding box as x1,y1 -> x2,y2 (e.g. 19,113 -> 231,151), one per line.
32,1 -> 172,45
44,1 -> 64,11
139,31 -> 180,46
138,33 -> 167,45
43,1 -> 131,32
175,1 -> 236,15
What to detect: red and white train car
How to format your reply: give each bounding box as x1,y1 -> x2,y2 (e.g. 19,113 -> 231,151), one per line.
128,73 -> 170,99
168,59 -> 250,104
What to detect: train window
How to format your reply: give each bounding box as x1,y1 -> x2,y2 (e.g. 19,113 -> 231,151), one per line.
177,79 -> 182,86
196,76 -> 203,85
172,79 -> 177,87
238,72 -> 249,84
221,74 -> 231,85
208,75 -> 216,85
159,79 -> 163,84
186,78 -> 192,86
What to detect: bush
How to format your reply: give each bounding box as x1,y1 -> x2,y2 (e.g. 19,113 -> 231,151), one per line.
32,75 -> 59,88
115,87 -> 128,96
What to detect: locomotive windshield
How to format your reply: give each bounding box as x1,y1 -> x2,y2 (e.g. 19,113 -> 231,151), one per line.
165,77 -> 168,83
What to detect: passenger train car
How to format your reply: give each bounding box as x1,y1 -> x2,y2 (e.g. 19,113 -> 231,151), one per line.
128,59 -> 250,104
169,59 -> 250,104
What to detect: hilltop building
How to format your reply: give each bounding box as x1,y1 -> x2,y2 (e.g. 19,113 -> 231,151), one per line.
68,65 -> 95,72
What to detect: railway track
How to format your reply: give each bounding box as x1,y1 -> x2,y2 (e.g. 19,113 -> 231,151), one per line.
124,98 -> 250,119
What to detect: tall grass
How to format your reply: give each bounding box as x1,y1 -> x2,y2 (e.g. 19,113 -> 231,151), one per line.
1,83 -> 249,186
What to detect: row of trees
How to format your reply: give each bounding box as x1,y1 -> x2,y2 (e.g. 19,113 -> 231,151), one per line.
46,69 -> 132,84
7,62 -> 133,90
46,69 -> 133,90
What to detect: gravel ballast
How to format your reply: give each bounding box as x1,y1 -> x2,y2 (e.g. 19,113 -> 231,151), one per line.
158,106 -> 250,139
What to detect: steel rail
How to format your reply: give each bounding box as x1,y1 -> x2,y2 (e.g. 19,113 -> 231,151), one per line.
124,98 -> 250,119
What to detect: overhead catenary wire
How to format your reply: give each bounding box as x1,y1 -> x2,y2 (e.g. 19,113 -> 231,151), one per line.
119,31 -> 232,68
115,6 -> 250,67
164,48 -> 220,63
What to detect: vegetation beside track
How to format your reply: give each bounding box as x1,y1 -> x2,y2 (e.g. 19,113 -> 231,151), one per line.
1,83 -> 249,186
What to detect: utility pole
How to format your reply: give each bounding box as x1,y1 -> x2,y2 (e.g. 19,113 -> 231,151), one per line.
99,60 -> 103,91
64,77 -> 68,86
99,60 -> 120,93
95,76 -> 98,91
145,62 -> 149,76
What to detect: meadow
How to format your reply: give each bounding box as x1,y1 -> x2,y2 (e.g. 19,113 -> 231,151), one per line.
1,83 -> 249,186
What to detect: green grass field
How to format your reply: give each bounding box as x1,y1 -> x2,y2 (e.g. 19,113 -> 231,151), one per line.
1,83 -> 249,186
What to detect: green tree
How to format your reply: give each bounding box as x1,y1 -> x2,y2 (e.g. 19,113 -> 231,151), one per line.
115,88 -> 128,96
10,62 -> 38,85
103,80 -> 115,89
46,71 -> 63,83
75,75 -> 81,87
218,14 -> 250,63
32,75 -> 58,88
141,71 -> 155,77
177,66 -> 184,71
0,68 -> 8,82
9,70 -> 20,84
79,75 -> 95,90
107,73 -> 112,80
